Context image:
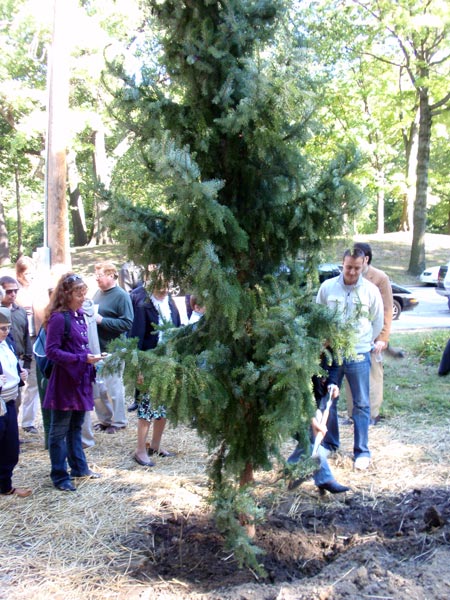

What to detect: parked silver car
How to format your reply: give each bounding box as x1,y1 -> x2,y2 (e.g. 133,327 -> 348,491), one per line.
419,265 -> 440,285
436,263 -> 450,308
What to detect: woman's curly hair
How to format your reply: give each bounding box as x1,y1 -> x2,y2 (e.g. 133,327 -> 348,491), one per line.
43,272 -> 87,328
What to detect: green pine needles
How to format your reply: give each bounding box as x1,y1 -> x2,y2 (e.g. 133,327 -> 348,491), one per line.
106,0 -> 362,572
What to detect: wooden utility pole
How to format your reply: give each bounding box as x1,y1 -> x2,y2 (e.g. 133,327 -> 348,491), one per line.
44,0 -> 72,269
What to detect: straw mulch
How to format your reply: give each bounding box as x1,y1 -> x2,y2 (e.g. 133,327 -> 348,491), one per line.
1,405 -> 449,600
1,410 -> 211,600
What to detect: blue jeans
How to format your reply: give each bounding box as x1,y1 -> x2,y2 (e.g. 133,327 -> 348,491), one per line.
48,410 -> 89,486
326,352 -> 371,459
313,445 -> 335,486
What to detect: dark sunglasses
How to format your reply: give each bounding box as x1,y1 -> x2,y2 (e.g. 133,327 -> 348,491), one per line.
64,275 -> 83,284
4,289 -> 19,294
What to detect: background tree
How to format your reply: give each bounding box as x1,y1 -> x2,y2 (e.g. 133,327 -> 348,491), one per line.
0,0 -> 143,258
303,0 -> 450,272
106,0 -> 361,568
352,0 -> 450,274
0,0 -> 49,262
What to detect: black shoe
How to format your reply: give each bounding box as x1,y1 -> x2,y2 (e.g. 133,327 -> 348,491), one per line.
133,453 -> 155,467
370,415 -> 384,426
127,402 -> 138,412
56,481 -> 76,492
317,480 -> 350,495
23,426 -> 39,434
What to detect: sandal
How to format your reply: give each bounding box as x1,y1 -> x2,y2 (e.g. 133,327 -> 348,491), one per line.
93,423 -> 107,432
1,487 -> 32,498
105,425 -> 126,434
147,447 -> 176,458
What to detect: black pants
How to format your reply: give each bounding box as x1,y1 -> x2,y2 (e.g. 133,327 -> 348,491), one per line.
0,400 -> 20,494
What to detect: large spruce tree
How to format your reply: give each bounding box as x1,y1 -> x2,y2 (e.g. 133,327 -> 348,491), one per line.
106,0 -> 360,568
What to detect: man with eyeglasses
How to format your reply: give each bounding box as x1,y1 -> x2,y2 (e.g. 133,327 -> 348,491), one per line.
0,276 -> 36,434
92,262 -> 133,433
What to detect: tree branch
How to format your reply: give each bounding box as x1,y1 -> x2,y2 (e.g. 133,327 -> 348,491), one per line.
430,91 -> 450,113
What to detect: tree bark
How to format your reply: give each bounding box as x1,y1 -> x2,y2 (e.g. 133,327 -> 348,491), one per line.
91,127 -> 112,245
67,151 -> 88,246
14,166 -> 23,257
376,187 -> 384,235
0,201 -> 11,265
239,461 -> 256,538
408,91 -> 431,275
400,115 -> 418,232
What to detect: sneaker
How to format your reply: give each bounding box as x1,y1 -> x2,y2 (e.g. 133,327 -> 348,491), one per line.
22,426 -> 39,434
354,456 -> 370,470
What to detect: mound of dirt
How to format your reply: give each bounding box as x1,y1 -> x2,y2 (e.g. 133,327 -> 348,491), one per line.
122,486 -> 450,599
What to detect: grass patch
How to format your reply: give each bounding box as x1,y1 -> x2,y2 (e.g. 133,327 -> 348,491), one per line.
410,330 -> 450,364
382,331 -> 450,419
71,243 -> 127,278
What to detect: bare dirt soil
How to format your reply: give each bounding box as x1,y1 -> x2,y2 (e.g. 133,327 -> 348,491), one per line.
3,404 -> 449,600
121,444 -> 450,600
123,489 -> 449,600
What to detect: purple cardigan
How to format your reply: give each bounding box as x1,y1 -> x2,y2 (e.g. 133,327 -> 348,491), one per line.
43,309 -> 95,411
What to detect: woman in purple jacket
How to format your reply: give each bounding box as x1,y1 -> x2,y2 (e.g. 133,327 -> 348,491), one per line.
43,273 -> 103,492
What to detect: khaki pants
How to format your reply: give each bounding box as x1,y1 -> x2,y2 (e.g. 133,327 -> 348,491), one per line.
19,362 -> 40,428
93,367 -> 127,429
81,411 -> 95,448
346,355 -> 383,419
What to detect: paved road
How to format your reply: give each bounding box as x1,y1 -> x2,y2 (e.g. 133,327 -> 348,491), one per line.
392,284 -> 450,331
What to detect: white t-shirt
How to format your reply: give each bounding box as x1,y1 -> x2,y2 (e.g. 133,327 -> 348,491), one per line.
151,294 -> 172,342
0,340 -> 20,391
188,311 -> 204,325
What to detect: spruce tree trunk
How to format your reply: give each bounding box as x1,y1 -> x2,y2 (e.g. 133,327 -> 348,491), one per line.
239,462 -> 254,487
239,461 -> 255,538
